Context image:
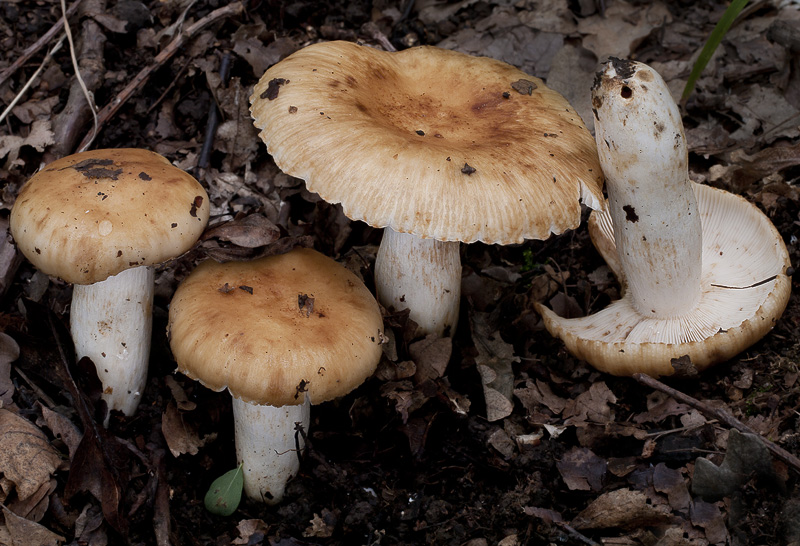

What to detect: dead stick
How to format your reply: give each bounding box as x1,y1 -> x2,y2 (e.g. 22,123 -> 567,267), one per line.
632,372 -> 800,473
76,1 -> 243,151
0,0 -> 84,89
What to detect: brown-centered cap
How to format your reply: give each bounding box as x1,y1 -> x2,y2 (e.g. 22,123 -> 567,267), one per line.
167,248 -> 384,406
536,183 -> 792,376
250,41 -> 604,244
10,148 -> 210,285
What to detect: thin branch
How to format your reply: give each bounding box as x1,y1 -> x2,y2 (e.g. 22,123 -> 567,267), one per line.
632,372 -> 800,474
0,0 -> 84,89
76,1 -> 244,152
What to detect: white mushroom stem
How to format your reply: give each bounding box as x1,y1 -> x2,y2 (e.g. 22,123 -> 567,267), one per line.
594,61 -> 702,317
232,396 -> 310,504
375,228 -> 461,336
70,265 -> 154,417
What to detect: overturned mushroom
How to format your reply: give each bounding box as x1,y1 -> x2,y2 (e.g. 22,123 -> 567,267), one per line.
535,59 -> 791,376
250,41 -> 604,337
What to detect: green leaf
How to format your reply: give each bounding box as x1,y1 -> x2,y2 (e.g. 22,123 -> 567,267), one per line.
681,0 -> 749,104
204,463 -> 244,516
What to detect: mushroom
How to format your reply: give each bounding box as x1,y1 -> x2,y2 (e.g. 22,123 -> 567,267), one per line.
167,247 -> 384,504
535,58 -> 792,376
249,41 -> 604,337
10,148 -> 210,415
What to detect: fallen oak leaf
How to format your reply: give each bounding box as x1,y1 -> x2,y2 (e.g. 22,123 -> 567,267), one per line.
0,408 -> 62,501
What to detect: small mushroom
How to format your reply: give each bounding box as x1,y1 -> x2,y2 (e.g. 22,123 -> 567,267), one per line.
535,59 -> 792,376
10,148 -> 210,416
250,41 -> 604,337
167,248 -> 384,504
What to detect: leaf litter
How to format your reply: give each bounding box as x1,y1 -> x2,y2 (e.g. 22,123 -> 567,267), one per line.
0,0 -> 799,544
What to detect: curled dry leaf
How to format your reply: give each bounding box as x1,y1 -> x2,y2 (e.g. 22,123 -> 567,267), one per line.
571,488 -> 672,530
202,213 -> 280,248
162,400 -> 211,457
0,408 -> 62,501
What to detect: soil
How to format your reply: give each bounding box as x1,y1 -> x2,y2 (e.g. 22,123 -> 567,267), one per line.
1,0 -> 800,545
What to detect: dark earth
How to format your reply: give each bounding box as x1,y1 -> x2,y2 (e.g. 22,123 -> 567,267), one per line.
2,0 -> 800,545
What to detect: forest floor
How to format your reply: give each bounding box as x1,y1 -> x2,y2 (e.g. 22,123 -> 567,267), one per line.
1,0 -> 800,544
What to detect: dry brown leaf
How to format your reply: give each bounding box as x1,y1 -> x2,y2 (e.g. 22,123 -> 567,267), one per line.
303,509 -> 337,538
578,0 -> 672,59
0,408 -> 62,501
556,446 -> 606,491
2,506 -> 65,545
0,120 -> 54,166
161,400 -> 209,457
689,500 -> 728,544
572,488 -> 672,530
563,382 -> 617,426
232,519 -> 269,544
652,464 -> 690,513
202,214 -> 281,249
7,478 -> 55,522
0,332 -> 19,408
410,335 -> 452,384
38,406 -> 82,460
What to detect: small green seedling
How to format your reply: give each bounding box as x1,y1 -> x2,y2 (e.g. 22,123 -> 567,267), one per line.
681,0 -> 749,104
204,463 -> 244,516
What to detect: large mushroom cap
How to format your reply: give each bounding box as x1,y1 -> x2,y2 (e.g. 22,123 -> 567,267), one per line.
250,41 -> 604,244
10,148 -> 210,285
168,248 -> 384,406
536,183 -> 792,376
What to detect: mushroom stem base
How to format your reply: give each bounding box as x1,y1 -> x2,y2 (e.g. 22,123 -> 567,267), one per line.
232,396 -> 310,504
70,265 -> 154,417
375,228 -> 461,337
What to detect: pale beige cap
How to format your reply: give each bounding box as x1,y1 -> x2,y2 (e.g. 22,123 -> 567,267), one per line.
250,40 -> 604,244
536,183 -> 792,376
10,148 -> 210,284
168,248 -> 384,406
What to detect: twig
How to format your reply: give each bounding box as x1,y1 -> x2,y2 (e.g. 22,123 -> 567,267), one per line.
61,0 -> 98,152
76,2 -> 244,152
196,51 -> 233,175
555,522 -> 601,546
0,0 -> 84,89
632,372 -> 800,473
0,35 -> 65,125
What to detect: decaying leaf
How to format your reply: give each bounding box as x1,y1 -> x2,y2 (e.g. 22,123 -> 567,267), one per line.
232,519 -> 269,544
162,400 -> 211,457
0,408 -> 62,501
563,382 -> 617,426
571,488 -> 672,530
692,429 -> 776,500
409,334 -> 452,384
0,332 -> 19,408
556,446 -> 606,491
472,314 -> 519,422
2,506 -> 65,546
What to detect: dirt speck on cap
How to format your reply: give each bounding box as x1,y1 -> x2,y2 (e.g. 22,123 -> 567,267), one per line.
261,78 -> 290,100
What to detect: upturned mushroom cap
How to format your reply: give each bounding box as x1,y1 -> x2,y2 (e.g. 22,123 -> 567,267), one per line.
250,40 -> 604,244
10,148 -> 210,285
168,248 -> 384,406
536,182 -> 792,376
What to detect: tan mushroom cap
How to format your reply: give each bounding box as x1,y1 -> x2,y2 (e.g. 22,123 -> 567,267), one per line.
250,41 -> 604,244
10,148 -> 210,285
536,183 -> 792,376
167,248 -> 384,406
